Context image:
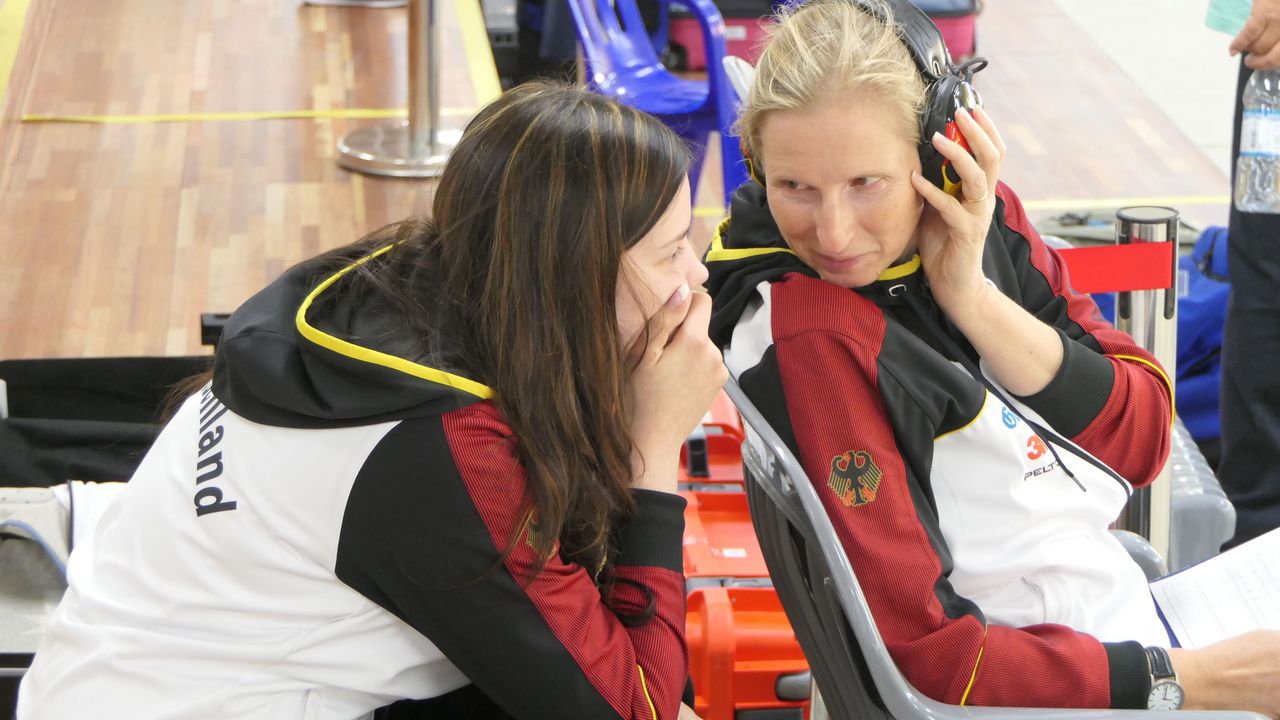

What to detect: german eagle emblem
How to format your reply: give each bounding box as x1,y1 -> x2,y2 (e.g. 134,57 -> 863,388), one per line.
828,450 -> 883,508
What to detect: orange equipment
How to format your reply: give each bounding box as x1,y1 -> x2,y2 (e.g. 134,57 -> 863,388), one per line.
679,390 -> 747,488
680,412 -> 812,720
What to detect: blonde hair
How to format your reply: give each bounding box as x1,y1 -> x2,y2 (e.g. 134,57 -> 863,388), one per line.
737,0 -> 926,165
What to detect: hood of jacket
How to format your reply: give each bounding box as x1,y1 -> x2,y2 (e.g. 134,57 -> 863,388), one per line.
212,243 -> 489,428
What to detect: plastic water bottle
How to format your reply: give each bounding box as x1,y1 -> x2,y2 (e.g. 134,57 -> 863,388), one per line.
1235,69 -> 1280,213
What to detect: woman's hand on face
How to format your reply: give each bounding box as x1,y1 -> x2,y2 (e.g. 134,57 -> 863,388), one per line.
909,105 -> 1007,320
627,287 -> 728,493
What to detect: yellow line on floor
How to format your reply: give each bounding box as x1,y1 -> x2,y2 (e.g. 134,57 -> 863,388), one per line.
0,0 -> 34,108
20,107 -> 493,124
23,108 -> 406,124
456,0 -> 501,106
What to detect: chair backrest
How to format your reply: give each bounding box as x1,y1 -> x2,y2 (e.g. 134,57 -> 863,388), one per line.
722,55 -> 755,105
725,375 -> 915,720
724,375 -> 1266,720
565,0 -> 663,86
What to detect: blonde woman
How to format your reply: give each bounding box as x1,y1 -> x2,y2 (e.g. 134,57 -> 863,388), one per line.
707,0 -> 1280,714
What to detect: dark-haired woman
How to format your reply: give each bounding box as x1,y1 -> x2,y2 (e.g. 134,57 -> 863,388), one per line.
18,81 -> 723,720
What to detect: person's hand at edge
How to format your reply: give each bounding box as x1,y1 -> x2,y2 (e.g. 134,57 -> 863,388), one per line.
1171,629 -> 1280,718
1231,0 -> 1280,70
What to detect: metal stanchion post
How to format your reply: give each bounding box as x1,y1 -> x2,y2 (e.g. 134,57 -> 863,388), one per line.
1112,206 -> 1180,561
337,0 -> 459,177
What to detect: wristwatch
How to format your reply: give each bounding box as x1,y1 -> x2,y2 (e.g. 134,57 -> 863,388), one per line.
1145,646 -> 1185,710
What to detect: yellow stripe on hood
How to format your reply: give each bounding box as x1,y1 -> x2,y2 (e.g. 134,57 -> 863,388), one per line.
294,244 -> 494,400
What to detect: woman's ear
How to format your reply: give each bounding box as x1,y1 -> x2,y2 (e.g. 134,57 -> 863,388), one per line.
743,143 -> 764,186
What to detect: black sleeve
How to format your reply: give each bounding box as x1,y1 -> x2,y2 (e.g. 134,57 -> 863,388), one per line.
335,409 -> 688,720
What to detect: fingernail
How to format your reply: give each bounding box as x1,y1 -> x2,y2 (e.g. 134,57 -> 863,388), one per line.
668,283 -> 690,307
932,131 -> 945,143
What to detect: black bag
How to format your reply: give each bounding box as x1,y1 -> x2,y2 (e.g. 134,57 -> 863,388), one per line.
0,356 -> 212,488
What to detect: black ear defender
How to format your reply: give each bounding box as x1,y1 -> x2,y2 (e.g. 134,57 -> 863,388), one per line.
849,0 -> 988,197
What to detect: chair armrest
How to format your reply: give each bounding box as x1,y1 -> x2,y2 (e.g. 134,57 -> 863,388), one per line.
1112,528 -> 1169,582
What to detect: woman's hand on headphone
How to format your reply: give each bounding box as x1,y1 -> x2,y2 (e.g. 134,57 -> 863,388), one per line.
909,105 -> 1007,322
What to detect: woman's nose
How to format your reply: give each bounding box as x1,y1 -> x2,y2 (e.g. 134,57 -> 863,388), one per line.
815,200 -> 852,254
687,249 -> 710,287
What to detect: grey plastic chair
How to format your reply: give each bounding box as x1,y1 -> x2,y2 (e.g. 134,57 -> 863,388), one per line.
723,375 -> 1265,720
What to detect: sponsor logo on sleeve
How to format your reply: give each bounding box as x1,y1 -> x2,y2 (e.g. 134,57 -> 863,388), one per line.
828,450 -> 883,508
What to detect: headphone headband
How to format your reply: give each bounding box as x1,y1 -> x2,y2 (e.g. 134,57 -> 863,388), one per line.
845,0 -> 953,81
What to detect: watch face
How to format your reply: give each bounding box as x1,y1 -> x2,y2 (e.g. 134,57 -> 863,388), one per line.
1148,680 -> 1185,710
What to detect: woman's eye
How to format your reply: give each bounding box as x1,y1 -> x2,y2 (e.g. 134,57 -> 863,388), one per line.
783,180 -> 802,191
670,243 -> 685,261
851,177 -> 877,188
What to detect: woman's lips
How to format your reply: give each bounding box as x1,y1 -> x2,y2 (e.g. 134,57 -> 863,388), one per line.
815,252 -> 863,272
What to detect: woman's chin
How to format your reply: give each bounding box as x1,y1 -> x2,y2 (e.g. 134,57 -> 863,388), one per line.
816,268 -> 878,290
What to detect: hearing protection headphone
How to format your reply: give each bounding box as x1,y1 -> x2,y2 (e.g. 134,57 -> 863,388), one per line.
743,0 -> 988,197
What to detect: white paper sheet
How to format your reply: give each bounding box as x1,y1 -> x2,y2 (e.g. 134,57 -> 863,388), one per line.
1149,527 -> 1280,649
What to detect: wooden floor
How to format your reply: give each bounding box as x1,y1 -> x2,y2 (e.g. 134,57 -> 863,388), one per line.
0,0 -> 1231,360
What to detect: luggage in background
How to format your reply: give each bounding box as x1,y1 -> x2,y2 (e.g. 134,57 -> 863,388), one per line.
667,0 -> 978,72
911,0 -> 978,60
667,0 -> 774,71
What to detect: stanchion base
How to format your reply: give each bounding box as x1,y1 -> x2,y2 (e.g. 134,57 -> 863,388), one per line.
304,0 -> 407,7
337,123 -> 460,178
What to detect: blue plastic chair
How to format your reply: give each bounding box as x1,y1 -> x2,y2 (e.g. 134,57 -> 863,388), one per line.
565,0 -> 748,207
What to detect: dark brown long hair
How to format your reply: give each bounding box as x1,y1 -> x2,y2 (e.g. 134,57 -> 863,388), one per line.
341,82 -> 690,587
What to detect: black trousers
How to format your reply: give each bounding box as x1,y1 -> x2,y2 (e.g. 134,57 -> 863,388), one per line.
1219,58 -> 1280,548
